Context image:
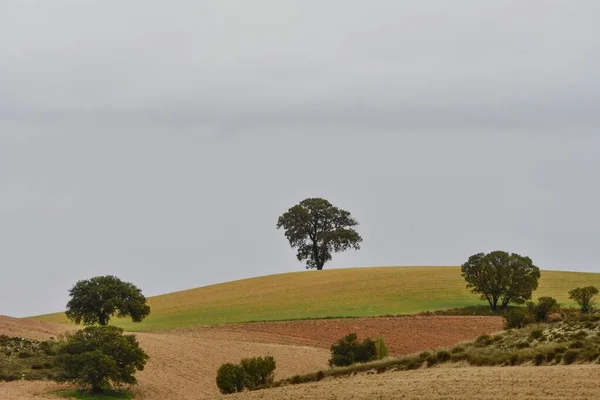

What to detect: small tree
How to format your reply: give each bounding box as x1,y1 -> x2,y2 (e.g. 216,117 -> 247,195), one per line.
276,198 -> 362,270
240,356 -> 276,389
66,275 -> 151,326
55,326 -> 149,393
527,297 -> 559,322
461,251 -> 541,311
569,286 -> 599,313
329,333 -> 378,367
216,363 -> 245,394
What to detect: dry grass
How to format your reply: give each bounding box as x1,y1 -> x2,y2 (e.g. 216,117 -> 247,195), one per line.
29,267 -> 600,331
229,364 -> 600,400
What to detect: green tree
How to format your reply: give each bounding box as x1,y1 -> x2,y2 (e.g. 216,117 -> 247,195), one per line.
276,198 -> 362,270
461,251 -> 540,311
527,297 -> 559,322
55,325 -> 149,393
66,275 -> 151,326
568,286 -> 598,313
216,363 -> 245,394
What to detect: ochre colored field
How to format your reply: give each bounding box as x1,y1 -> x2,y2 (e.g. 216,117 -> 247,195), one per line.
29,267 -> 600,331
229,365 -> 600,400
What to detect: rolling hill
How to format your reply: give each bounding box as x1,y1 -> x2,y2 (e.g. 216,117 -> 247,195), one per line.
29,266 -> 600,331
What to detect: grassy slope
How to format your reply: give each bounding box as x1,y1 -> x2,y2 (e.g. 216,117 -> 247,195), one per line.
29,267 -> 600,331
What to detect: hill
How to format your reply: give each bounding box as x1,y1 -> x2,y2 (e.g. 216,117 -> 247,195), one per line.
29,266 -> 600,331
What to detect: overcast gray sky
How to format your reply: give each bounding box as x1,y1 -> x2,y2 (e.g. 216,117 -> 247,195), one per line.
1,1 -> 599,317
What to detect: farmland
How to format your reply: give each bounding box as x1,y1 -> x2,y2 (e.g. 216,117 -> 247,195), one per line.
30,267 -> 600,331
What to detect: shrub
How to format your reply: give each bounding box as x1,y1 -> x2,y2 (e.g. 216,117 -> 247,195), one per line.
329,333 -> 377,367
426,356 -> 437,367
534,354 -> 545,366
509,354 -> 519,366
436,351 -> 451,363
18,351 -> 34,359
54,326 -> 149,393
475,335 -> 493,347
529,329 -> 544,340
546,352 -> 555,362
374,336 -> 389,360
515,342 -> 530,349
216,363 -> 245,394
569,286 -> 598,313
569,341 -> 584,349
504,308 -> 531,329
240,356 -> 276,389
315,370 -> 325,381
451,347 -> 465,354
555,346 -> 567,354
563,350 -> 578,365
527,297 -> 559,322
555,354 -> 562,364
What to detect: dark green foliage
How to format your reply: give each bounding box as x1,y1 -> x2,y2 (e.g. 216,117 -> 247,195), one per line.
504,308 -> 531,329
240,356 -> 276,389
534,354 -> 545,366
216,363 -> 245,394
529,329 -> 544,340
475,335 -> 493,347
328,333 -> 378,367
461,251 -> 540,311
568,286 -> 598,313
546,352 -> 555,362
563,350 -> 578,365
436,351 -> 451,363
527,297 -> 559,322
426,356 -> 437,367
18,351 -> 34,358
569,341 -> 584,349
66,275 -> 151,326
451,347 -> 465,354
555,346 -> 567,354
515,342 -> 530,349
555,354 -> 563,364
276,198 -> 362,270
54,326 -> 149,393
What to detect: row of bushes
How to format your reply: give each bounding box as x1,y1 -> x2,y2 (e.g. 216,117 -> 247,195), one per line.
328,333 -> 388,367
216,356 -> 276,394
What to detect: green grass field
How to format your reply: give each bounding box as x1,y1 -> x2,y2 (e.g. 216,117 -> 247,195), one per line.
29,267 -> 600,331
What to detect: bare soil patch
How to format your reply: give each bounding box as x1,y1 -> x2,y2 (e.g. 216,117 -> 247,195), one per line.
177,316 -> 504,356
0,316 -> 75,341
231,364 -> 600,400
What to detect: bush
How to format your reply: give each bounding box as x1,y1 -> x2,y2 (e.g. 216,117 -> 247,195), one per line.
374,336 -> 389,360
315,370 -> 325,381
329,333 -> 377,367
475,335 -> 493,347
436,351 -> 451,363
569,341 -> 584,349
563,350 -> 578,365
451,347 -> 465,354
54,326 -> 149,393
534,354 -> 545,366
216,363 -> 245,394
529,329 -> 544,340
240,356 -> 276,389
569,286 -> 598,313
527,297 -> 559,322
546,352 -> 555,362
504,308 -> 531,329
18,351 -> 34,358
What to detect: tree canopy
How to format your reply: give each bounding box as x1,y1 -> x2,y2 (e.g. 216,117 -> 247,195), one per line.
461,251 -> 540,311
66,275 -> 151,326
55,325 -> 149,393
569,286 -> 598,313
276,198 -> 362,270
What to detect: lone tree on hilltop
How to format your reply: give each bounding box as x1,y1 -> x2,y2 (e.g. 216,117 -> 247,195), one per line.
55,325 -> 149,393
569,286 -> 598,313
66,275 -> 151,326
461,251 -> 540,311
276,198 -> 362,270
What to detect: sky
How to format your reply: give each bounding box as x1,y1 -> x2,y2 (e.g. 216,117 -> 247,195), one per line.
1,1 -> 599,317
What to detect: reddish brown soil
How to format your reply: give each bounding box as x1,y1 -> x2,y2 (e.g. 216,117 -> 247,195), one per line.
179,316 -> 504,356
